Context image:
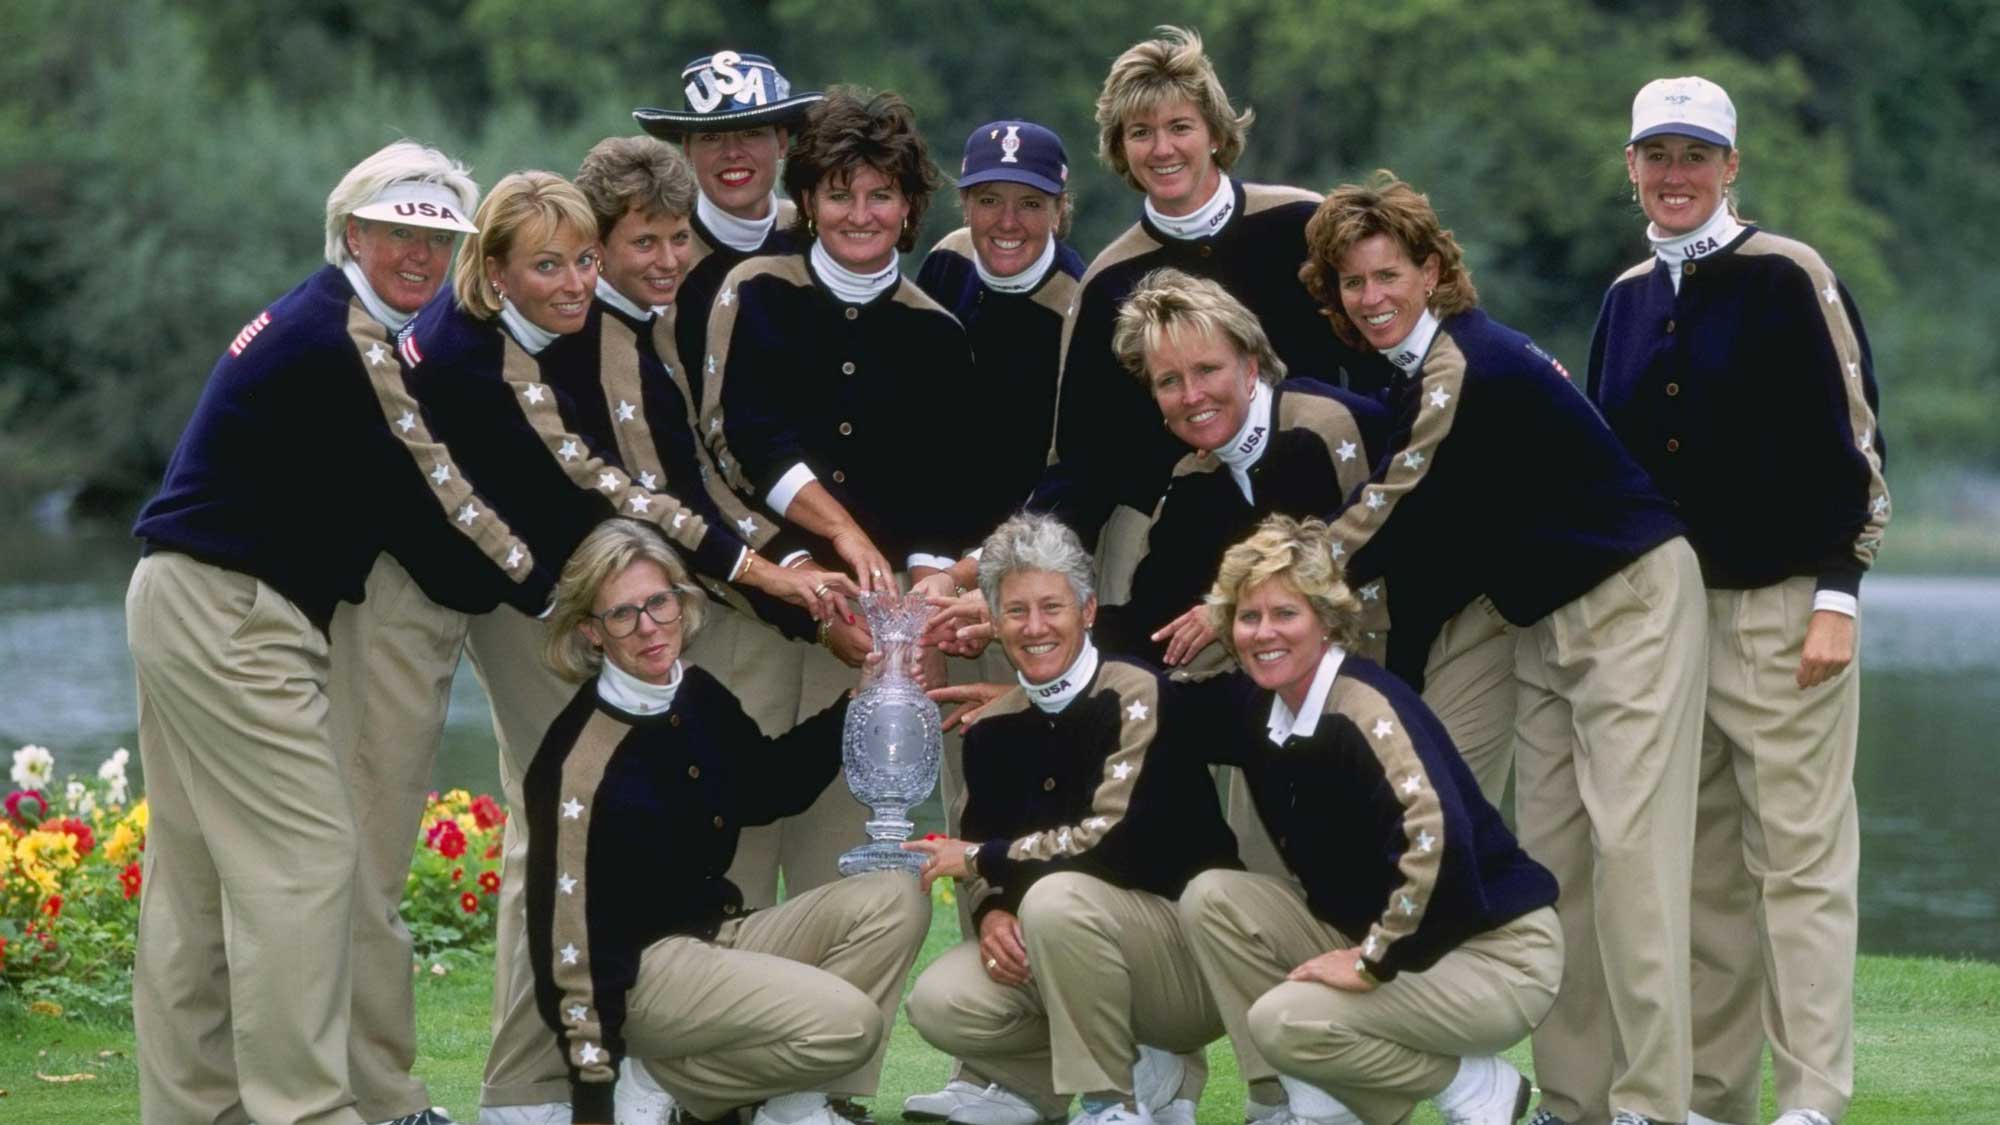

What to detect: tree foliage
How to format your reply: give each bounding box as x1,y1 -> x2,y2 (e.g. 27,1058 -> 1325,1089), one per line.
0,0 -> 1990,516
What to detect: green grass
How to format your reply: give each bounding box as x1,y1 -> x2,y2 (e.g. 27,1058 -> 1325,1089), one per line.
5,889 -> 1997,1123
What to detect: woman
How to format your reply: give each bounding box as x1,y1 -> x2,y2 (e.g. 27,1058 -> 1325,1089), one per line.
1035,25 -> 1387,591
1588,77 -> 1888,1125
125,139 -> 515,1125
1300,173 -> 1704,1125
904,513 -> 1240,1125
525,518 -> 929,1125
1178,515 -> 1561,1125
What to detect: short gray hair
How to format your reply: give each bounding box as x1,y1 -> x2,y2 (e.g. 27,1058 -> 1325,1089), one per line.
324,140 -> 480,268
977,512 -> 1095,613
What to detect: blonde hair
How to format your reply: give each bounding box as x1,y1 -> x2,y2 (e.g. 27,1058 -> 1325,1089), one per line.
1096,26 -> 1254,193
544,519 -> 708,683
324,140 -> 479,268
1301,171 -> 1479,349
1205,515 -> 1363,659
576,135 -> 699,239
1112,267 -> 1285,384
451,171 -> 598,318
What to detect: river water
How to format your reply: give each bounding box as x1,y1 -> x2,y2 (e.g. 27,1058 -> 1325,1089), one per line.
3,533 -> 1994,960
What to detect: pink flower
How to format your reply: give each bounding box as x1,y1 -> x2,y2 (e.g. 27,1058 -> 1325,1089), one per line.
5,789 -> 48,825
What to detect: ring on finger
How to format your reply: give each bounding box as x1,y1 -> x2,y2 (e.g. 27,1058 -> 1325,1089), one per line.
986,957 -> 999,971
813,583 -> 830,597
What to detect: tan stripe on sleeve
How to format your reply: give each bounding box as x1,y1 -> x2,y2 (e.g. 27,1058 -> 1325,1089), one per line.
696,256 -> 814,495
548,709 -> 634,1087
1327,679 -> 1445,967
1004,662 -> 1160,862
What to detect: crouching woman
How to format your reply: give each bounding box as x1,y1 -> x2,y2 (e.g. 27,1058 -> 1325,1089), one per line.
525,518 -> 929,1125
1179,516 -> 1562,1125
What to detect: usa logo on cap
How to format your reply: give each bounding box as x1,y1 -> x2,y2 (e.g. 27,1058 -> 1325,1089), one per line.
633,50 -> 823,134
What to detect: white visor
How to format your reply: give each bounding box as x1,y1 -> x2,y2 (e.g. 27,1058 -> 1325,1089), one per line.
351,181 -> 478,234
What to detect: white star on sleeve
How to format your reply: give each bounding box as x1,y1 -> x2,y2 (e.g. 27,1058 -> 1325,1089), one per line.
1085,817 -> 1110,830
737,516 -> 757,536
1858,429 -> 1871,450
522,384 -> 546,405
1402,450 -> 1425,470
1400,773 -> 1422,795
559,943 -> 580,965
561,798 -> 583,819
1359,582 -> 1381,602
1364,490 -> 1386,511
366,342 -> 389,366
672,511 -> 689,529
628,494 -> 652,513
597,471 -> 620,492
1398,894 -> 1419,915
637,471 -> 658,490
455,503 -> 478,526
396,411 -> 416,433
709,416 -> 722,433
1125,700 -> 1149,721
1020,831 -> 1042,850
1362,935 -> 1380,958
558,440 -> 580,461
429,463 -> 450,486
1414,829 -> 1436,853
1055,827 -> 1073,850
1823,281 -> 1839,304
720,288 -> 734,307
1372,717 -> 1395,739
567,1004 -> 588,1023
505,545 -> 524,569
616,400 -> 637,422
578,1042 -> 603,1065
1847,361 -> 1859,380
1112,761 -> 1133,780
718,457 -> 731,473
1329,541 -> 1345,560
706,355 -> 716,374
558,873 -> 577,894
1427,387 -> 1451,409
1335,439 -> 1357,462
1871,494 -> 1888,515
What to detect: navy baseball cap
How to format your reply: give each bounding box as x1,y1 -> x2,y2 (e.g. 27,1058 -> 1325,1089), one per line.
958,120 -> 1068,195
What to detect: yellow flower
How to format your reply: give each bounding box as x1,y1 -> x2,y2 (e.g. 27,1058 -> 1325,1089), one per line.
15,829 -> 79,893
0,830 -> 12,869
125,799 -> 150,832
104,821 -> 141,864
440,788 -> 472,812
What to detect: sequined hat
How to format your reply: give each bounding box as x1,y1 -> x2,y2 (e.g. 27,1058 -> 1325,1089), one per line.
633,50 -> 822,134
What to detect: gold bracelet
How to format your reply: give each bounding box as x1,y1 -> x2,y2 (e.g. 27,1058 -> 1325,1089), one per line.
817,617 -> 833,649
1353,958 -> 1381,987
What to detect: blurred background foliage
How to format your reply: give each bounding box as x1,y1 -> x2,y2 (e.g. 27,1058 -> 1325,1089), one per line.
3,0 -> 1994,525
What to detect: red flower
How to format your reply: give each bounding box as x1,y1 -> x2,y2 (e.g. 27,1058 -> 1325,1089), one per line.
471,794 -> 506,830
119,863 -> 142,900
484,842 -> 502,860
459,892 -> 480,914
451,867 -> 464,882
5,789 -> 48,825
0,933 -> 8,969
43,895 -> 63,917
51,816 -> 96,857
430,819 -> 467,859
479,870 -> 500,894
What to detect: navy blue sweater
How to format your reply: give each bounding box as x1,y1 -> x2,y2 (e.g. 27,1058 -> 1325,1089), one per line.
134,266 -> 545,629
959,658 -> 1242,925
525,666 -> 848,1122
1192,656 -> 1558,981
674,202 -> 800,411
1330,310 -> 1686,684
398,294 -> 749,587
916,228 -> 1086,540
703,254 -> 982,564
1035,181 -> 1394,546
1587,227 -> 1889,596
1094,379 -> 1388,668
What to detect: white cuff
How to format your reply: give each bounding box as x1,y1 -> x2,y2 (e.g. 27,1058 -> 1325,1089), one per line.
765,462 -> 817,516
1812,590 -> 1857,618
727,546 -> 751,583
778,549 -> 813,569
968,547 -> 983,561
907,553 -> 956,573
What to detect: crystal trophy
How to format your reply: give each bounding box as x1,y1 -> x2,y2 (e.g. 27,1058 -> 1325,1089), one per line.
837,591 -> 943,876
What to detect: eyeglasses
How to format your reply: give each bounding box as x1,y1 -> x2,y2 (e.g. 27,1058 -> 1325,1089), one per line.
592,591 -> 683,637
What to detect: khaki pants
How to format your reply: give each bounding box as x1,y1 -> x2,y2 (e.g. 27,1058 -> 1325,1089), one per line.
326,557 -> 470,1121
1690,578 -> 1860,1122
1514,538 -> 1706,1125
628,872 -> 931,1118
1421,596 -> 1517,806
907,873 -> 1218,1115
467,607 -> 588,1109
1179,869 -> 1561,1125
128,553 -> 364,1125
704,611 -> 865,908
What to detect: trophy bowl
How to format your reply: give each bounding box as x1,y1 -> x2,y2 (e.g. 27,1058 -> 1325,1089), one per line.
838,591 -> 943,877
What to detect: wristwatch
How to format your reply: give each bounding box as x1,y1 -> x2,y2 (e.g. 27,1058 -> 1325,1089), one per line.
962,842 -> 982,876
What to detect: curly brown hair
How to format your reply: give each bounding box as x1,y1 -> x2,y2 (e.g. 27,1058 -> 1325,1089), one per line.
782,86 -> 943,254
1300,171 -> 1479,349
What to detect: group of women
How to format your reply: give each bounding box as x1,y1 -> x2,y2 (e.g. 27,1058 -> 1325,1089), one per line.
125,23 -> 1885,1125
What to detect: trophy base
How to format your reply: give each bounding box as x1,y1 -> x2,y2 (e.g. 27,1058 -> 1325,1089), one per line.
837,841 -> 926,878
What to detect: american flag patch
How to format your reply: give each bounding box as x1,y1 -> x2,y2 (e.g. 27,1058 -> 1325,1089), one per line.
399,334 -> 424,367
227,311 -> 273,357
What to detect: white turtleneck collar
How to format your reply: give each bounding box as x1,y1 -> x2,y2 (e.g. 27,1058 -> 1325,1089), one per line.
596,657 -> 684,716
1378,308 -> 1442,376
1266,645 -> 1346,745
340,261 -> 415,333
811,240 -> 901,305
1145,174 -> 1235,241
595,275 -> 662,322
975,234 -> 1058,295
699,192 -> 779,254
1649,202 -> 1744,293
1019,636 -> 1100,714
1210,381 -> 1274,503
499,298 -> 559,355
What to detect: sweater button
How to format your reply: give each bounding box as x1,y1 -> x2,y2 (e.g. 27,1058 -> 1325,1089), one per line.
670,713 -> 681,726
1665,382 -> 1680,397
844,306 -> 859,320
1277,836 -> 1287,850
687,764 -> 700,779
831,469 -> 846,483
841,361 -> 856,375
1198,245 -> 1212,257
723,903 -> 738,915
838,422 -> 853,436
1665,319 -> 1676,333
1666,438 -> 1681,453
713,815 -> 725,829
1042,777 -> 1056,791
1684,262 -> 1697,276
